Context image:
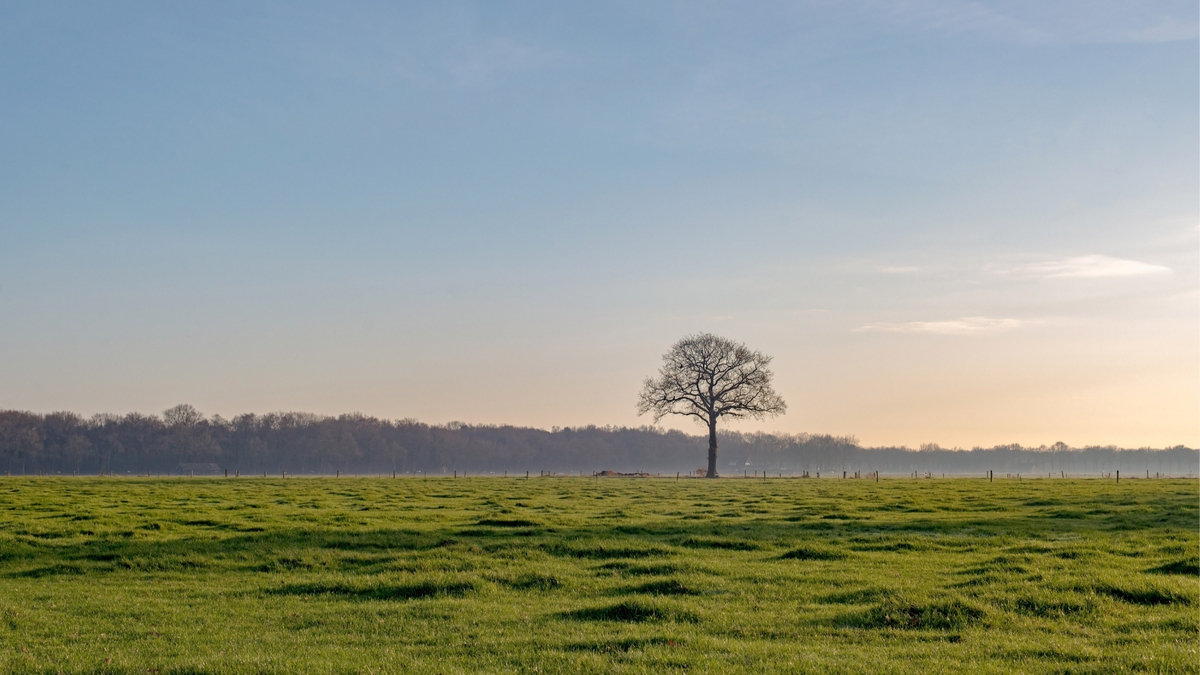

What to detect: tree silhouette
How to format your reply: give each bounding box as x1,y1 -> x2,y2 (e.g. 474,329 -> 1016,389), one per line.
638,333 -> 787,478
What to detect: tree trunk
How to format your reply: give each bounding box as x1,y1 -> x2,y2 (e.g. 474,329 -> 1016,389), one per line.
706,418 -> 718,478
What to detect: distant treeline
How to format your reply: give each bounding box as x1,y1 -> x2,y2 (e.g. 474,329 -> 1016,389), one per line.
1,406 -> 1196,476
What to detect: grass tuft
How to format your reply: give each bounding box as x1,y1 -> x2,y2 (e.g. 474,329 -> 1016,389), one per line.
678,537 -> 760,551
1148,557 -> 1200,576
477,518 -> 538,528
627,579 -> 698,596
562,600 -> 698,623
270,578 -> 478,600
780,545 -> 848,561
1089,584 -> 1193,606
503,572 -> 562,590
847,596 -> 986,630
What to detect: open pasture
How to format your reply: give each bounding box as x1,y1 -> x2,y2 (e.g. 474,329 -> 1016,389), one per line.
0,477 -> 1196,674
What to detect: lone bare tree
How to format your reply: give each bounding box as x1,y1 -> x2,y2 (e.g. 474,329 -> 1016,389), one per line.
637,333 -> 786,478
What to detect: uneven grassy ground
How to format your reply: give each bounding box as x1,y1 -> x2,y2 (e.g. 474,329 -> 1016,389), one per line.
0,477 -> 1196,674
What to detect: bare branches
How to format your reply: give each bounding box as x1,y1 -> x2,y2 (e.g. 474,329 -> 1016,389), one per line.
637,333 -> 787,426
638,333 -> 786,478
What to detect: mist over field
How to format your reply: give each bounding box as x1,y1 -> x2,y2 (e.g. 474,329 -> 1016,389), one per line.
4,407 -> 1195,477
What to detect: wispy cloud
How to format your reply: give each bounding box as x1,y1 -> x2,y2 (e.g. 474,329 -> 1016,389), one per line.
854,317 -> 1021,335
866,0 -> 1198,45
1017,255 -> 1173,279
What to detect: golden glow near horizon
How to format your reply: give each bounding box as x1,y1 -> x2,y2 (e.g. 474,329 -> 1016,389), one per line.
7,246 -> 1194,449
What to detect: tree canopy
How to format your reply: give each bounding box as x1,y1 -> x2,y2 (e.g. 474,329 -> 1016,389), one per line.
638,333 -> 787,477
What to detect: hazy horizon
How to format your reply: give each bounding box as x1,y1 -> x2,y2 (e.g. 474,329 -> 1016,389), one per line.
2,1 -> 1197,449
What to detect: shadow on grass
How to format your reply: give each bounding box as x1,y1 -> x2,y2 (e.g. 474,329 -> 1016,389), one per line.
780,546 -> 847,561
545,543 -> 675,560
1088,584 -> 1194,606
565,636 -> 682,652
502,572 -> 562,590
821,587 -> 894,604
476,518 -> 538,527
1012,594 -> 1097,617
561,600 -> 698,623
677,537 -> 761,551
1148,558 -> 1199,576
12,563 -> 89,577
623,579 -> 698,596
836,596 -> 986,630
598,561 -> 689,576
268,579 -> 477,600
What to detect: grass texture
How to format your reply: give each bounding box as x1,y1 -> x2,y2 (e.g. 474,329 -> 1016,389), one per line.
0,476 -> 1196,674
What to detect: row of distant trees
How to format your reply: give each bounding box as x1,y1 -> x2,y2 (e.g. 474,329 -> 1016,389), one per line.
0,405 -> 1196,476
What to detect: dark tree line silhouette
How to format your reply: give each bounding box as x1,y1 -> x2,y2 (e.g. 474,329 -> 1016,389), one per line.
1,405 -> 1196,476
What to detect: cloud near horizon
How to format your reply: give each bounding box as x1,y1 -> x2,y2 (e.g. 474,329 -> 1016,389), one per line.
854,317 -> 1023,335
1016,255 -> 1173,279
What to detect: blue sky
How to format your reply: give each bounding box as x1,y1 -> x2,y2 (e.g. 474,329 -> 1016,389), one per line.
2,1 -> 1196,447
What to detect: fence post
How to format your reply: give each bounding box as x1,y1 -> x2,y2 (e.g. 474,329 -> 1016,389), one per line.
1116,470 -> 1119,484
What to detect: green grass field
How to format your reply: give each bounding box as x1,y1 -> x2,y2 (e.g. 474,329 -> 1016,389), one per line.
0,477 -> 1196,674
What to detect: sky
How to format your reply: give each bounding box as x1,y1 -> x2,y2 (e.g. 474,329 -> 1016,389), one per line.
1,1 -> 1196,448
